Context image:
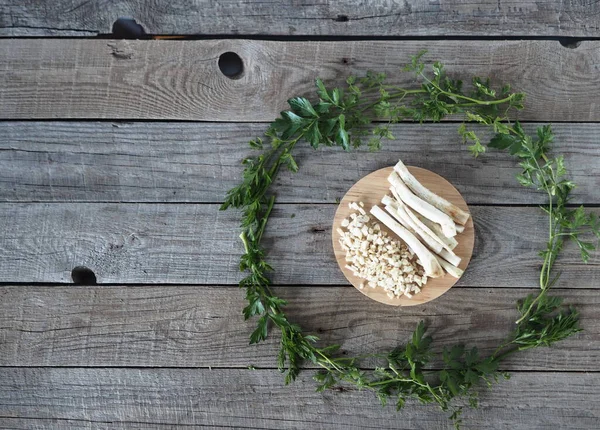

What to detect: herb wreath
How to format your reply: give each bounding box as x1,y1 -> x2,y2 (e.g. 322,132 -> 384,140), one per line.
220,51 -> 600,427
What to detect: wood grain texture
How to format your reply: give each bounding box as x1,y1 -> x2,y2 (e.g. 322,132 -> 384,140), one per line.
0,285 -> 598,371
1,39 -> 600,121
0,203 -> 597,286
1,0 -> 599,37
0,367 -> 599,429
1,121 -> 600,205
333,166 -> 474,306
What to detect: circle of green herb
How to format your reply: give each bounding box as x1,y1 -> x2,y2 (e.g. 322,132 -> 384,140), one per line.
220,51 -> 600,428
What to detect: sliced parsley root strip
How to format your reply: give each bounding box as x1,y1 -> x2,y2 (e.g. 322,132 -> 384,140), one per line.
394,160 -> 470,225
385,193 -> 445,251
384,203 -> 444,254
371,205 -> 444,278
388,172 -> 457,238
438,248 -> 462,267
401,197 -> 457,254
418,215 -> 459,250
435,255 -> 464,278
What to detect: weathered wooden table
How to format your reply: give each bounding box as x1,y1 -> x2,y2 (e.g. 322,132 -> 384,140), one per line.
0,3 -> 599,429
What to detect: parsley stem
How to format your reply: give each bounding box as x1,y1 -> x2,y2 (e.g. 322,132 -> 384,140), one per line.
256,195 -> 276,243
358,89 -> 425,113
315,350 -> 346,373
491,346 -> 519,362
419,71 -> 516,106
514,143 -> 557,324
239,231 -> 251,255
450,96 -> 515,107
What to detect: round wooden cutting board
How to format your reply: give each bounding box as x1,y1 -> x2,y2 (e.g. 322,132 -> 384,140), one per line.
332,166 -> 475,306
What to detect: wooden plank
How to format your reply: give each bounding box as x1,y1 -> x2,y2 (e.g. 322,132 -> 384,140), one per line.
1,1 -> 599,37
0,39 -> 599,121
1,121 -> 599,205
0,285 -> 597,371
0,368 -> 598,429
0,419 -> 151,430
0,203 -> 597,286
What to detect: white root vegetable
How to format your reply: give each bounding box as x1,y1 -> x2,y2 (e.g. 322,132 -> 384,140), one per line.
389,200 -> 461,268
387,191 -> 462,264
384,204 -> 443,254
439,248 -> 461,267
383,204 -> 446,261
399,198 -> 456,254
381,195 -> 398,209
389,186 -> 409,218
417,215 -> 458,250
381,203 -> 419,237
394,159 -> 470,225
370,206 -> 444,278
435,255 -> 464,278
383,203 -> 411,230
388,172 -> 457,238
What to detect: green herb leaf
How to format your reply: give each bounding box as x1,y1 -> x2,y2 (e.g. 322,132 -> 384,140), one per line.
489,133 -> 518,150
281,151 -> 299,172
316,78 -> 331,101
288,96 -> 318,117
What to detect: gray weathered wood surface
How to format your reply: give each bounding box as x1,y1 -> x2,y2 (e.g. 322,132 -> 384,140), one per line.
1,0 -> 599,37
0,285 -> 597,371
0,203 -> 597,286
1,39 -> 600,121
0,368 -> 598,429
1,13 -> 599,430
1,121 -> 599,205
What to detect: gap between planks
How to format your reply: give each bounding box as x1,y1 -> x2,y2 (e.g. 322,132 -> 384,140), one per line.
0,366 -> 596,373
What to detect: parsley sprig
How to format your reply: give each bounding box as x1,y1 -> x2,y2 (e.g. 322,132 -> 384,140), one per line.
462,117 -> 600,323
221,52 -> 598,427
